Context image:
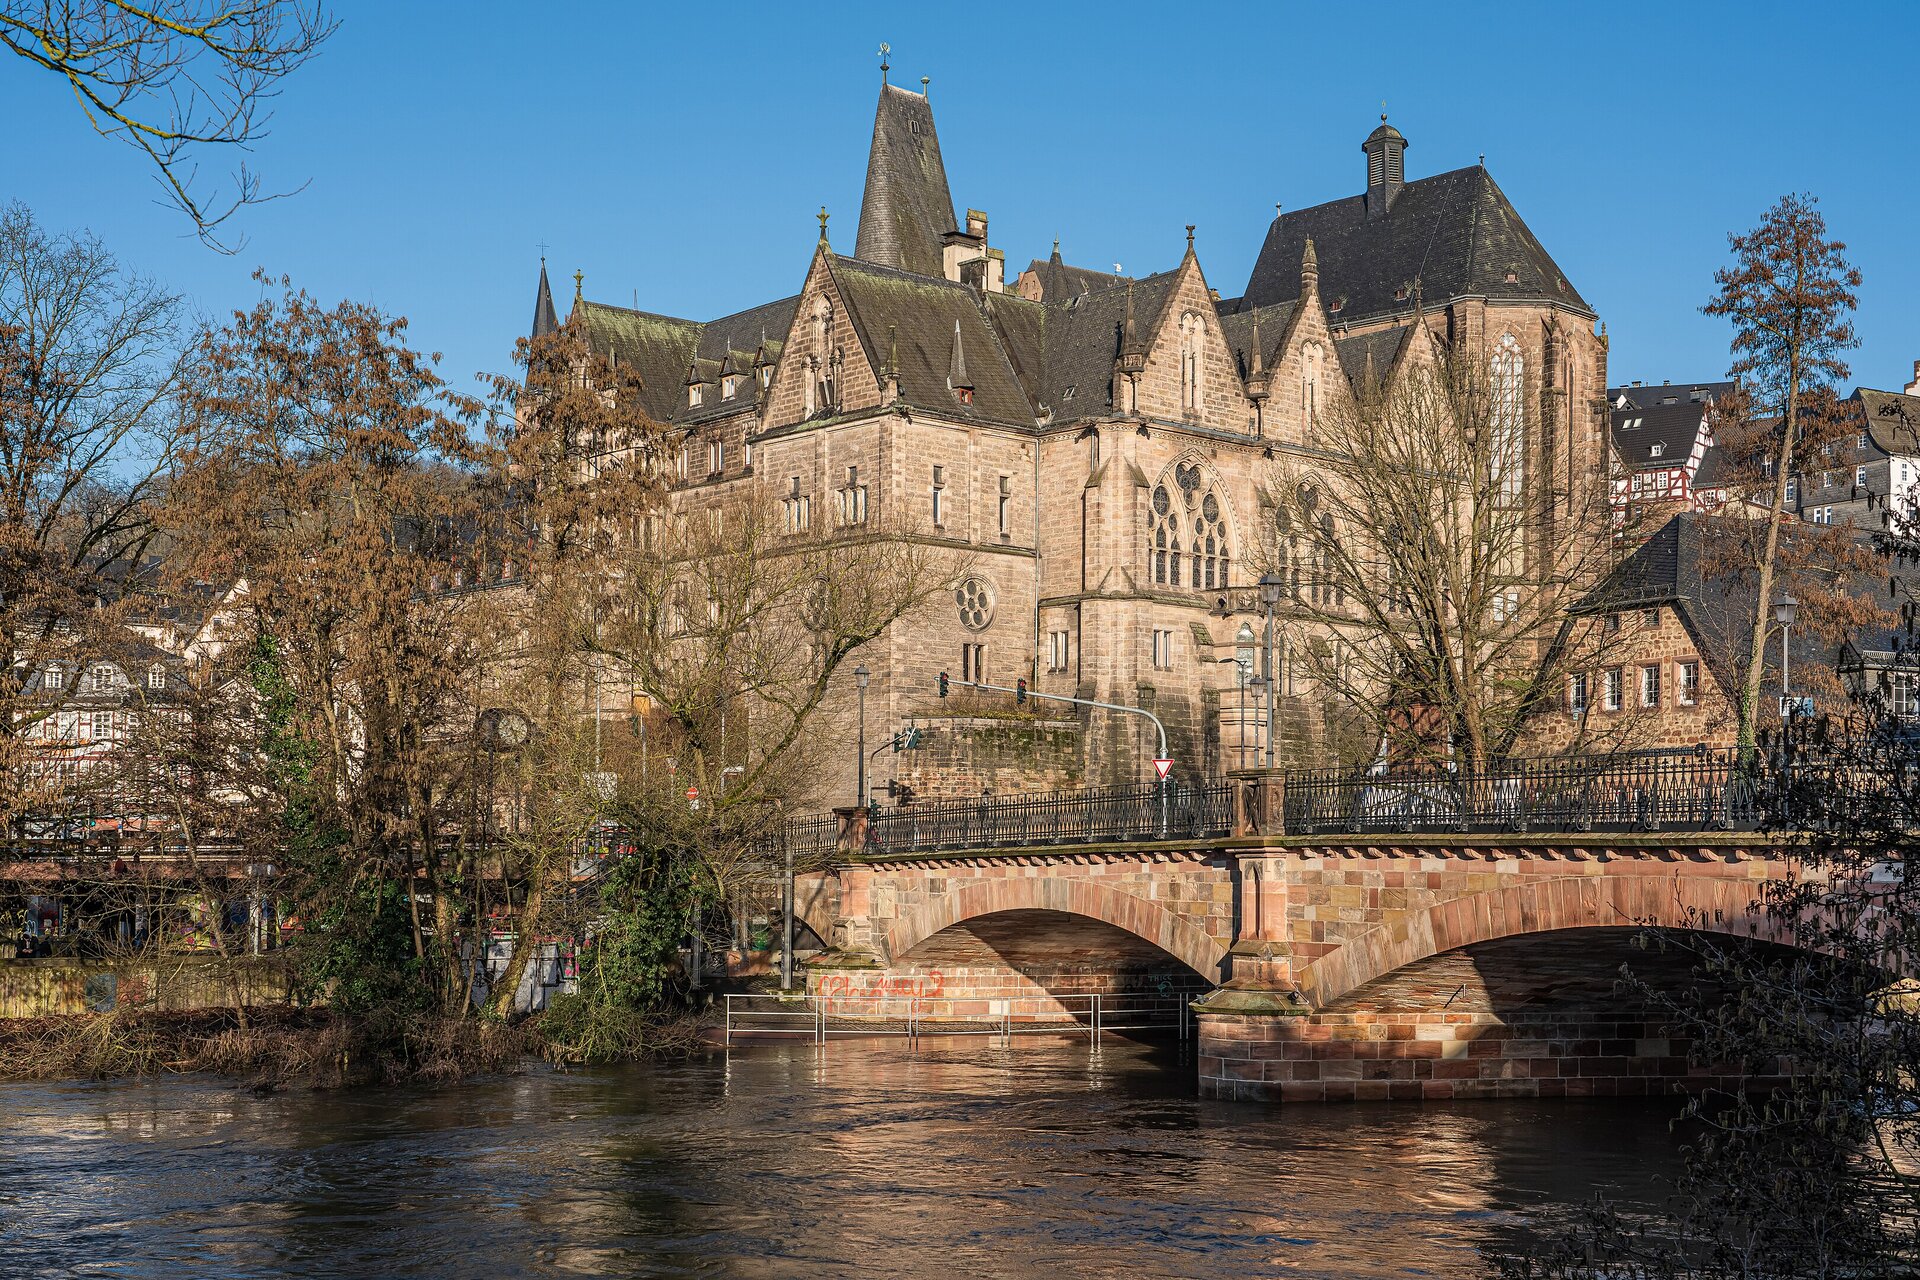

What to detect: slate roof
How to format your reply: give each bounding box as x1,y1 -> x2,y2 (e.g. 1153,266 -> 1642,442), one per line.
1579,514 -> 1887,693
854,84 -> 956,279
1611,401 -> 1709,472
576,295 -> 798,426
1241,165 -> 1589,322
984,271 -> 1182,422
1333,326 -> 1413,389
825,255 -> 1034,427
1611,381 -> 1732,412
1018,248 -> 1130,303
531,261 -> 558,339
1854,388 -> 1920,456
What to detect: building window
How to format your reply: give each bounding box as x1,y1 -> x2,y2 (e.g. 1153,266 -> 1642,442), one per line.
1678,660 -> 1699,705
688,383 -> 703,408
1857,465 -> 1869,488
89,710 -> 113,740
837,465 -> 868,525
676,444 -> 691,482
997,476 -> 1012,536
1892,671 -> 1918,719
955,577 -> 994,631
1148,462 -> 1231,590
1603,668 -> 1623,712
1047,630 -> 1070,672
43,666 -> 65,691
708,440 -> 724,475
1640,663 -> 1661,708
1785,478 -> 1797,503
146,665 -> 165,690
722,374 -> 740,400
1301,341 -> 1323,428
1492,588 -> 1519,624
960,642 -> 985,684
1819,471 -> 1832,490
90,666 -> 112,693
1149,629 -> 1174,670
783,477 -> 811,533
930,465 -> 945,527
744,440 -> 754,469
1568,673 -> 1588,716
1490,334 -> 1525,506
1641,607 -> 1660,628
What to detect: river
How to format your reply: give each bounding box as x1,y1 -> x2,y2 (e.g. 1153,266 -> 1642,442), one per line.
0,1038 -> 1688,1278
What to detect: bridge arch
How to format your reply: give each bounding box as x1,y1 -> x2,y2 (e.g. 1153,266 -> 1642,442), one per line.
1293,870 -> 1782,1009
884,876 -> 1229,983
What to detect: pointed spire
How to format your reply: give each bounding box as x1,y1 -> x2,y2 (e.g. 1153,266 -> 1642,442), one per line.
1051,237 -> 1061,262
531,258 -> 559,339
946,319 -> 971,392
856,74 -> 956,276
1250,307 -> 1265,375
1301,238 -> 1319,294
878,40 -> 890,85
1121,281 -> 1142,353
883,324 -> 901,402
1245,306 -> 1270,404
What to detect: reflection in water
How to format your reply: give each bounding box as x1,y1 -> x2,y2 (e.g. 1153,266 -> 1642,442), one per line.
0,1039 -> 1685,1278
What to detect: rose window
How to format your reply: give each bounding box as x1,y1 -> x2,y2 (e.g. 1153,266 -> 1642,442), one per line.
956,577 -> 994,631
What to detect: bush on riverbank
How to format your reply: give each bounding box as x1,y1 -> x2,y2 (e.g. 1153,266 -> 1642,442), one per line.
0,1007 -> 531,1088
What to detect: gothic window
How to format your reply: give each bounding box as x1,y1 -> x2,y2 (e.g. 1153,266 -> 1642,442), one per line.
1179,312 -> 1203,412
1301,341 -> 1324,428
955,577 -> 994,631
1491,334 -> 1525,506
803,356 -> 818,416
837,464 -> 867,525
1149,461 -> 1231,590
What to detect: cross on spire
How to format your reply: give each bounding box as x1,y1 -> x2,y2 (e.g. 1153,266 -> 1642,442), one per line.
535,239 -> 549,261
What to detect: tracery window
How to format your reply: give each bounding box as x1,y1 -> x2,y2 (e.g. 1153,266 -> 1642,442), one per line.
1491,334 -> 1525,506
1301,341 -> 1324,429
1149,461 -> 1231,589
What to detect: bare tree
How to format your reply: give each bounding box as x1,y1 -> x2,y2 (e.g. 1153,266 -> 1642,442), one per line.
1264,350 -> 1620,770
1,1 -> 335,249
1702,195 -> 1862,753
0,202 -> 182,835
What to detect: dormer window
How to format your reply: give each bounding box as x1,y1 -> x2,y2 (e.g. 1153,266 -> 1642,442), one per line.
43,665 -> 65,691
1649,442 -> 1664,459
1621,416 -> 1642,431
1062,385 -> 1076,400
759,365 -> 773,390
688,383 -> 704,408
722,375 -> 740,400
146,665 -> 166,690
90,665 -> 113,692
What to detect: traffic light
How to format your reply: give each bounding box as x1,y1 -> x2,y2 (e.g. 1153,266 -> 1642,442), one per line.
891,730 -> 904,754
938,671 -> 949,698
1016,677 -> 1027,706
907,728 -> 923,749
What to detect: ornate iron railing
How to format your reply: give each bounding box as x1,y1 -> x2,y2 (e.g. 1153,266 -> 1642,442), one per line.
1281,750 -> 1758,836
781,750 -> 1762,858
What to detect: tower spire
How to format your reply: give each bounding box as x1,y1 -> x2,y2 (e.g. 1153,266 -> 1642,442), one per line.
855,71 -> 956,275
531,257 -> 559,339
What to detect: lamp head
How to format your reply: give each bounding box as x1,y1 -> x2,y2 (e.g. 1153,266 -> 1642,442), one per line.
1258,572 -> 1284,606
854,664 -> 871,690
1775,595 -> 1799,628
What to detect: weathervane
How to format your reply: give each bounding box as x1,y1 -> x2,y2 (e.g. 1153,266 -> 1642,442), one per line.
878,42 -> 890,84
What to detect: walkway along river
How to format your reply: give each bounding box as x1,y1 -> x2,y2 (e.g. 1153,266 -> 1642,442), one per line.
0,1038 -> 1692,1278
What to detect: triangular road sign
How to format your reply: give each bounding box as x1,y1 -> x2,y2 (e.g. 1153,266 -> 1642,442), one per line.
1152,758 -> 1173,781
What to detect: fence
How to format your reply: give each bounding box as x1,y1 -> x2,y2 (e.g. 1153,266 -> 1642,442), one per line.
722,990 -> 1196,1046
781,750 -> 1761,857
1281,750 -> 1758,836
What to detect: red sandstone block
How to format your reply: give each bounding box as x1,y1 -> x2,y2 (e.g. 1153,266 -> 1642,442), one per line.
1323,1082 -> 1357,1102
1467,1038 -> 1503,1059
1354,1080 -> 1393,1102
1433,1060 -> 1481,1080
1424,1082 -> 1455,1100
1223,1059 -> 1265,1082
1389,1080 -> 1423,1100
1528,1058 -> 1560,1078
1321,1059 -> 1364,1082
1566,1078 -> 1595,1096
1197,1055 -> 1223,1076
1291,1061 -> 1322,1081
1537,1079 -> 1567,1098
1280,1082 -> 1326,1103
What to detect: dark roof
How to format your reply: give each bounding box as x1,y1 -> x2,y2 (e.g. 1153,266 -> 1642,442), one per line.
826,255 -> 1034,427
1333,326 -> 1412,389
1018,248 -> 1130,303
1241,165 -> 1588,322
1579,514 -> 1886,693
987,271 -> 1182,422
577,295 -> 798,426
1611,400 -> 1709,472
854,84 -> 956,279
1217,302 -> 1294,383
1610,381 -> 1732,412
531,261 -> 558,339
1854,388 -> 1920,456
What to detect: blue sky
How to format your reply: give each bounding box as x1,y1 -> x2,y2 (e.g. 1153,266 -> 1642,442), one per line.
4,1 -> 1915,400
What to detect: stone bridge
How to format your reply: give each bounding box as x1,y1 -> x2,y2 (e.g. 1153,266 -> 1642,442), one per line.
795,777 -> 1791,1103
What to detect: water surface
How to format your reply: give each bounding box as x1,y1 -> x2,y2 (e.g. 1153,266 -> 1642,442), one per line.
0,1038 -> 1687,1278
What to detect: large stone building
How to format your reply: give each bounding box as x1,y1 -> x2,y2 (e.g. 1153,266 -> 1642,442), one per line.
534,75 -> 1609,802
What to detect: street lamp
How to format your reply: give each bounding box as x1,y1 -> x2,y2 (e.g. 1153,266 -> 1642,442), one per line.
1257,574 -> 1285,768
1776,594 -> 1799,718
853,665 -> 871,807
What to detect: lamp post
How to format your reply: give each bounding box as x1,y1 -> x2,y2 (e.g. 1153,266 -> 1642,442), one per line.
1776,594 -> 1799,718
854,665 -> 871,807
1257,574 -> 1284,768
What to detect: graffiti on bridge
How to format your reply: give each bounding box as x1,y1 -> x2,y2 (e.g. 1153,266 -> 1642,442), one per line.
817,970 -> 947,1002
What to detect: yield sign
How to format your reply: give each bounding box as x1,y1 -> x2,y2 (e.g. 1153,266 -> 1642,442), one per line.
1152,758 -> 1173,781
685,785 -> 699,800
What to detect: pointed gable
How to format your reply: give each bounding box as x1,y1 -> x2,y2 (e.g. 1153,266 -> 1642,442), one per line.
854,83 -> 957,279
1130,250 -> 1253,429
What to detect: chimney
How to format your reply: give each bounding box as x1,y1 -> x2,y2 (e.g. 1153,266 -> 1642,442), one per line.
1361,115 -> 1408,218
1906,360 -> 1920,397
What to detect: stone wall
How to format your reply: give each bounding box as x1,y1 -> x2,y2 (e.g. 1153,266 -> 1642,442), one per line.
887,714 -> 1082,801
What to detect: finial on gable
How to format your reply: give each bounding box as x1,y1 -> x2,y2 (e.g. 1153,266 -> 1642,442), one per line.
1185,224 -> 1195,253
1301,237 -> 1318,293
817,206 -> 830,246
920,75 -> 930,98
573,269 -> 583,302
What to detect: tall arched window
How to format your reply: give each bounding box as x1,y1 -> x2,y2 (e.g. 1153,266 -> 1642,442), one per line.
1491,334 -> 1525,506
1301,340 -> 1324,429
1150,461 -> 1231,589
1179,312 -> 1203,412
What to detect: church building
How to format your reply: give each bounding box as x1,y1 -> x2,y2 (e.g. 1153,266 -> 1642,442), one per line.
530,73 -> 1609,801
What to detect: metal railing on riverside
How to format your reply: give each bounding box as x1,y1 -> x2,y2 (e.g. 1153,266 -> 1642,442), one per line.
722,990 -> 1198,1046
1281,749 -> 1758,836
